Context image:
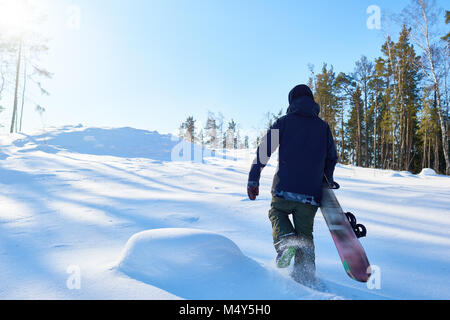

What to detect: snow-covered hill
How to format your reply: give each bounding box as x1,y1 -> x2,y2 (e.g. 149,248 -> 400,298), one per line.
0,125 -> 449,300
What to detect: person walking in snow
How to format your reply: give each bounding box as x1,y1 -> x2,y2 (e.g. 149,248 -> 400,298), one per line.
247,84 -> 338,285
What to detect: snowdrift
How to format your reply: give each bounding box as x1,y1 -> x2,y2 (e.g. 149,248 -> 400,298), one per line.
117,228 -> 325,300
11,125 -> 184,161
419,168 -> 438,177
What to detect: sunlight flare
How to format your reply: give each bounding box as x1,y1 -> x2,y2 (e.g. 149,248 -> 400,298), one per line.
0,0 -> 41,36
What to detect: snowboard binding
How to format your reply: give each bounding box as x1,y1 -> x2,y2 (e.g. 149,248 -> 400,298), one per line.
345,212 -> 367,238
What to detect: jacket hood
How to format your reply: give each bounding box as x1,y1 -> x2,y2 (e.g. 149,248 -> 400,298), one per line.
287,96 -> 321,117
288,84 -> 314,104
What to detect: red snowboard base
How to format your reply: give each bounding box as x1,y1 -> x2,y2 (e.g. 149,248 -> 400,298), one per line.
320,182 -> 371,282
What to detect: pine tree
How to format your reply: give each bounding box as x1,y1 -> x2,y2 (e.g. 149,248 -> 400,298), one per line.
370,58 -> 387,168
226,119 -> 238,149
347,86 -> 364,166
418,87 -> 440,169
392,26 -> 421,171
179,116 -> 196,143
442,10 -> 449,42
354,56 -> 374,167
335,72 -> 355,163
204,112 -> 218,149
244,136 -> 249,149
311,64 -> 340,136
197,129 -> 204,146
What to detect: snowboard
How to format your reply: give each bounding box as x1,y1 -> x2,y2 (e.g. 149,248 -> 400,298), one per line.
320,180 -> 371,282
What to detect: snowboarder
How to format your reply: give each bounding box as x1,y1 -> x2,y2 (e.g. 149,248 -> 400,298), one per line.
247,84 -> 338,285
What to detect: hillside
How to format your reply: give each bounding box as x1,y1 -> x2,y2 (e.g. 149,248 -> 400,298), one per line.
0,125 -> 449,299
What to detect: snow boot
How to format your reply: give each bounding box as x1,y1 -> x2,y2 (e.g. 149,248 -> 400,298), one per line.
275,233 -> 298,268
291,239 -> 316,286
276,247 -> 296,268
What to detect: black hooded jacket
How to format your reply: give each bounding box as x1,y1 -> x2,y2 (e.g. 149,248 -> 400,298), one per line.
248,94 -> 338,205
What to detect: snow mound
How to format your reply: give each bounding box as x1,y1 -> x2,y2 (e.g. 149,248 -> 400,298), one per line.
419,168 -> 438,176
388,172 -> 403,177
117,228 -> 324,300
12,126 -> 182,161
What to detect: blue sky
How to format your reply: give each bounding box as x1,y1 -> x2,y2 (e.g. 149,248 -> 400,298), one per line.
2,0 -> 448,136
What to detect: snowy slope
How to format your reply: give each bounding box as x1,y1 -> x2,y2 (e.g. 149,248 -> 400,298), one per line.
0,125 -> 449,300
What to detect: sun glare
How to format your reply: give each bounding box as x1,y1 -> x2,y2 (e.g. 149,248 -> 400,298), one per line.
0,0 -> 37,36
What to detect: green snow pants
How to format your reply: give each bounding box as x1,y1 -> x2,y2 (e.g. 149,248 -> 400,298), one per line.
269,196 -> 319,284
268,196 -> 318,247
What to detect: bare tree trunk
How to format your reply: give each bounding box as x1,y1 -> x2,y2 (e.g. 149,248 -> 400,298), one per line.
434,89 -> 449,174
434,134 -> 440,173
364,81 -> 369,167
19,61 -> 27,133
427,136 -> 431,168
373,101 -> 378,168
381,130 -> 386,169
10,38 -> 23,134
356,101 -> 362,167
422,131 -> 427,168
399,111 -> 405,170
340,103 -> 345,162
392,129 -> 396,170
405,116 -> 411,170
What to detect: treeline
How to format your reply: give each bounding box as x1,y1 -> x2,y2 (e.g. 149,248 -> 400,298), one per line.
179,2 -> 449,175
179,112 -> 250,150
308,2 -> 449,174
178,108 -> 286,151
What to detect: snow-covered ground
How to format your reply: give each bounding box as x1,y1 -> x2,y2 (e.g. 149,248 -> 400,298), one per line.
0,125 -> 449,300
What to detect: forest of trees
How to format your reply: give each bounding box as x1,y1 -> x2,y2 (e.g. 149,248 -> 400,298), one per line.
179,112 -> 251,150
0,1 -> 51,133
179,1 -> 449,175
